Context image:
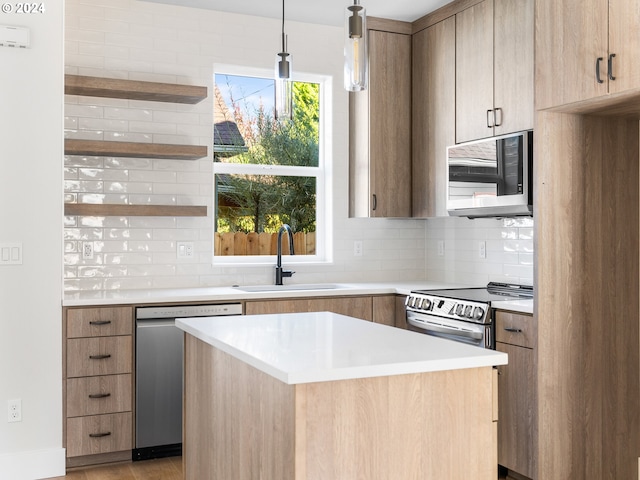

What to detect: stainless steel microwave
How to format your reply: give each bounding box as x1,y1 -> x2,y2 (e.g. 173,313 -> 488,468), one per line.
446,131 -> 533,218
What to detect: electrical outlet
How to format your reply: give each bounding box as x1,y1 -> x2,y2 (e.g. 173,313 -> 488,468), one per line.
177,242 -> 194,259
353,240 -> 363,257
7,398 -> 21,423
82,242 -> 94,260
479,241 -> 487,259
437,240 -> 445,257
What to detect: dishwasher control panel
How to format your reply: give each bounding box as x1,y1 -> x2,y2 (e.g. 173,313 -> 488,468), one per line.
136,303 -> 242,319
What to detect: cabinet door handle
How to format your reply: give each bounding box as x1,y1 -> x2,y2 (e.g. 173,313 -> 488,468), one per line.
504,327 -> 523,333
88,393 -> 111,399
608,53 -> 616,81
89,320 -> 112,326
89,432 -> 112,438
372,194 -> 377,211
596,57 -> 604,84
89,354 -> 111,360
494,107 -> 503,127
486,109 -> 494,128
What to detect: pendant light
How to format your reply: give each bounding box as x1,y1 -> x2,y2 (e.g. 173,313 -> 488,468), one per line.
275,0 -> 293,120
344,0 -> 368,91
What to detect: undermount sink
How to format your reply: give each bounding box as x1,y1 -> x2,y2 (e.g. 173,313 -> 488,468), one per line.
233,284 -> 344,292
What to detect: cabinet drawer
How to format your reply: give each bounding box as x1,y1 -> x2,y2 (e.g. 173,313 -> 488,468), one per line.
495,311 -> 536,348
67,337 -> 132,378
67,307 -> 133,338
67,374 -> 132,418
66,412 -> 132,457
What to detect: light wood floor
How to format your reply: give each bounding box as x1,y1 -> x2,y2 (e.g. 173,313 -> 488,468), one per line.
46,457 -> 182,480
47,456 -> 509,479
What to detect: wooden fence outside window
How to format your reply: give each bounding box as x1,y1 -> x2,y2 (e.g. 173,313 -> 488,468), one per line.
214,231 -> 316,256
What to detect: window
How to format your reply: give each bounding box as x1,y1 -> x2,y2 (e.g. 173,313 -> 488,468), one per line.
213,66 -> 331,264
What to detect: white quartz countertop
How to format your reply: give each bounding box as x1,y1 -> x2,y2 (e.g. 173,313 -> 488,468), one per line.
177,311 -> 508,385
62,282 -> 461,306
492,299 -> 533,314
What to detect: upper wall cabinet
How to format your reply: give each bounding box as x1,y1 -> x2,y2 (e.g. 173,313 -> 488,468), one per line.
455,0 -> 534,143
536,0 -> 640,110
412,17 -> 456,218
349,24 -> 412,218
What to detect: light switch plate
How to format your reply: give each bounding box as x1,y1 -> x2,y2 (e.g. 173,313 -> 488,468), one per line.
0,243 -> 22,265
177,242 -> 194,259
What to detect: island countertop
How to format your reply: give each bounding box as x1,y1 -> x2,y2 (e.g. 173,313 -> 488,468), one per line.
177,311 -> 508,385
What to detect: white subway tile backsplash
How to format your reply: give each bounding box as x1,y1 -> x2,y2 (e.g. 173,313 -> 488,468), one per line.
424,216 -> 534,286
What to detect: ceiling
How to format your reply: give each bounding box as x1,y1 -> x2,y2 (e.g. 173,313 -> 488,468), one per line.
141,0 -> 453,27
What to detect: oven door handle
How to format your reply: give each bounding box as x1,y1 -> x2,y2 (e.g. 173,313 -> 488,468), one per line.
406,312 -> 485,340
420,322 -> 484,340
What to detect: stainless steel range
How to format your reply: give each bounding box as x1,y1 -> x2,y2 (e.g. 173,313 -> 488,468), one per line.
405,282 -> 533,349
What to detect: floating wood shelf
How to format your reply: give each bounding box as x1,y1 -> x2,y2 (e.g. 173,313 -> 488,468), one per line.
64,204 -> 207,217
65,74 -> 208,104
64,139 -> 208,160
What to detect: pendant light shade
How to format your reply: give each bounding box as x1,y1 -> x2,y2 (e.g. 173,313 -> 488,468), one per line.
344,0 -> 368,91
275,0 -> 293,120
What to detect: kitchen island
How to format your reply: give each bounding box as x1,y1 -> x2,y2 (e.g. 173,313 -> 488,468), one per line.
177,312 -> 507,480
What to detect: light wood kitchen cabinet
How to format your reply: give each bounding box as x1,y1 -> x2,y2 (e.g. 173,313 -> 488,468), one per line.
245,295 -> 398,326
536,0 -> 640,110
455,0 -> 533,143
394,295 -> 408,329
372,295 -> 395,326
349,21 -> 412,218
63,306 -> 134,467
412,16 -> 455,218
495,310 -> 536,480
246,296 -> 374,321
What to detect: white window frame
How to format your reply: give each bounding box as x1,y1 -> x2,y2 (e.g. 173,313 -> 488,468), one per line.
212,64 -> 333,266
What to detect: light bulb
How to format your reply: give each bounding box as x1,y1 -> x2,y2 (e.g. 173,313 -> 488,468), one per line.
344,1 -> 367,91
275,52 -> 293,120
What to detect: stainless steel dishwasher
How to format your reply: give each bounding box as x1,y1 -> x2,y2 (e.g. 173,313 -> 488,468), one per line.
133,303 -> 243,461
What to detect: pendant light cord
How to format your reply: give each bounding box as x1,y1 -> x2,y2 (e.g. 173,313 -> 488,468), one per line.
281,0 -> 286,53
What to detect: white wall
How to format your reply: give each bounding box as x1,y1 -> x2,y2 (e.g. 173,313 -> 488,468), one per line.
63,0 -> 428,293
0,4 -> 66,479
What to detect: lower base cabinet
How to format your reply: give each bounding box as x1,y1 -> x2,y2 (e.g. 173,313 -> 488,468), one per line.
495,311 -> 536,480
245,295 -> 397,325
64,306 -> 134,468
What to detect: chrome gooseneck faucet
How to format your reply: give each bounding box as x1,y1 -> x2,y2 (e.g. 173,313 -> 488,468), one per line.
275,224 -> 295,285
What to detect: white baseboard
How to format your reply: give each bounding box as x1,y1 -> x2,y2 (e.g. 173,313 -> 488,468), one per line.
0,448 -> 65,480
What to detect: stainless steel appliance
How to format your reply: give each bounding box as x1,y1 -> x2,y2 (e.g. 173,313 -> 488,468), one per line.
446,131 -> 533,218
134,303 -> 242,461
405,282 -> 533,349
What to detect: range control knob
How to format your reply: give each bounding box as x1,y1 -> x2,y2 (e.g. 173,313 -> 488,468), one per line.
455,304 -> 464,316
473,307 -> 485,320
464,305 -> 473,318
422,299 -> 432,310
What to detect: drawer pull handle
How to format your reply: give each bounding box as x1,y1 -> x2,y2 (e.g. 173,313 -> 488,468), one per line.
89,320 -> 112,326
88,393 -> 111,399
504,327 -> 523,333
89,354 -> 112,360
89,432 -> 112,438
